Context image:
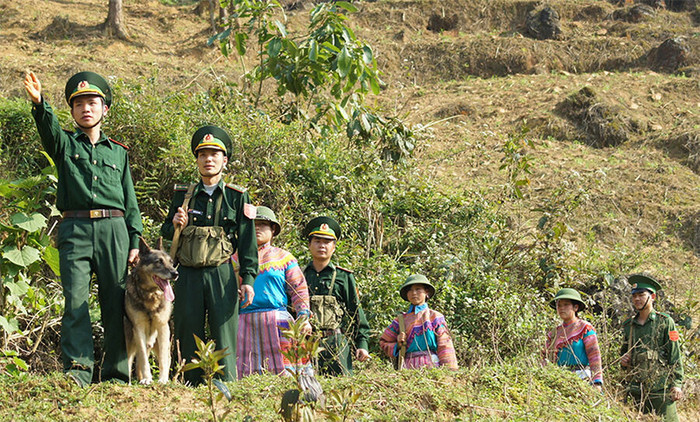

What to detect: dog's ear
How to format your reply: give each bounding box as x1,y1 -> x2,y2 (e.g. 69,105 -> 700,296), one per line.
156,237 -> 163,251
139,236 -> 151,254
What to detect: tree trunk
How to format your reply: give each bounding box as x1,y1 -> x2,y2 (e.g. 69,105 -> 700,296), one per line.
105,0 -> 129,40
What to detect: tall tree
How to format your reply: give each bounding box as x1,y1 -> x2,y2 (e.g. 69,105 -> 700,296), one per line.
104,0 -> 128,40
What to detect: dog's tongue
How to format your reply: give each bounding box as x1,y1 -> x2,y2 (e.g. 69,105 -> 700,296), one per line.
154,276 -> 175,302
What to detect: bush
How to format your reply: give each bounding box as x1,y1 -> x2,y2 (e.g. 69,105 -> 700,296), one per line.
0,79 -> 683,374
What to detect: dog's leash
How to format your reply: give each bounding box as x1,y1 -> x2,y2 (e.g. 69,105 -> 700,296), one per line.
169,183 -> 196,259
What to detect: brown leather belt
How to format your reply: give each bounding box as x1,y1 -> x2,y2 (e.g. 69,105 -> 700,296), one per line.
62,209 -> 125,219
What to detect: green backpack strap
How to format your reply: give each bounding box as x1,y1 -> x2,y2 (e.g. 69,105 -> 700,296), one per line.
213,191 -> 223,226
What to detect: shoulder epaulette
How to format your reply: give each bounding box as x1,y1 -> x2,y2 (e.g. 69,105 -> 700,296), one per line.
108,138 -> 129,149
336,265 -> 353,273
658,312 -> 672,319
173,184 -> 190,191
621,317 -> 633,326
226,183 -> 247,193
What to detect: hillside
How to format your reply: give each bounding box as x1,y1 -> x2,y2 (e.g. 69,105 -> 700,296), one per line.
2,0 -> 696,288
0,0 -> 699,420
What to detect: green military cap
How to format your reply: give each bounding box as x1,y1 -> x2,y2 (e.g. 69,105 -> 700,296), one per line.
65,71 -> 112,107
254,206 -> 281,237
629,274 -> 662,294
549,288 -> 586,311
190,125 -> 232,157
399,274 -> 436,301
303,216 -> 341,240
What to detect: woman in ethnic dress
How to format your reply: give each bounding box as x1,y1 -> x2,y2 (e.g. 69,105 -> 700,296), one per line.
542,288 -> 603,390
380,274 -> 458,369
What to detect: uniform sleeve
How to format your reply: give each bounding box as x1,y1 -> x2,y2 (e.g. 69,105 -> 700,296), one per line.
620,322 -> 630,359
160,189 -> 185,241
121,153 -> 143,250
664,318 -> 684,389
435,317 -> 458,370
379,319 -> 400,358
31,99 -> 65,159
583,328 -> 603,384
284,256 -> 310,317
234,190 -> 258,287
344,272 -> 370,351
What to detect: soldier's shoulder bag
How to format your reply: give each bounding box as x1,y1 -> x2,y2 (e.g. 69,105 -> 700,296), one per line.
176,191 -> 233,268
310,269 -> 344,331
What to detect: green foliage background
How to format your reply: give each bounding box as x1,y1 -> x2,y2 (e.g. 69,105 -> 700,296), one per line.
0,76 -> 697,419
0,77 -> 636,362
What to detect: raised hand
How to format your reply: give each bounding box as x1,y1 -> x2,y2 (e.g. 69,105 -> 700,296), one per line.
23,72 -> 42,104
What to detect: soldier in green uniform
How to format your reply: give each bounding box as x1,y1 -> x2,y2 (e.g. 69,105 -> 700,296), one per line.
302,216 -> 370,376
620,274 -> 684,422
23,71 -> 143,386
161,126 -> 258,385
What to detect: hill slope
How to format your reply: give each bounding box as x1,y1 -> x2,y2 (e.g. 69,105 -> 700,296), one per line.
0,0 -> 698,420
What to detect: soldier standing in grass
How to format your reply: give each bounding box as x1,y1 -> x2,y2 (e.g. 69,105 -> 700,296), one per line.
24,71 -> 143,387
161,125 -> 258,385
302,216 -> 370,376
621,274 -> 684,422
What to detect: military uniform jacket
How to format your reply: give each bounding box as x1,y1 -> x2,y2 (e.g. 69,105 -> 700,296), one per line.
621,310 -> 684,392
304,262 -> 370,351
161,181 -> 258,286
32,99 -> 142,249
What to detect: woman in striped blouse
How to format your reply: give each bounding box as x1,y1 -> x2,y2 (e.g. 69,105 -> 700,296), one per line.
232,206 -> 312,378
543,288 -> 603,390
379,274 -> 458,370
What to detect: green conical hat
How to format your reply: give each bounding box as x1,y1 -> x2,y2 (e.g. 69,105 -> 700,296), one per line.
190,125 -> 232,157
549,288 -> 586,311
399,274 -> 436,302
254,206 -> 281,237
303,216 -> 341,240
65,71 -> 112,107
628,274 -> 662,294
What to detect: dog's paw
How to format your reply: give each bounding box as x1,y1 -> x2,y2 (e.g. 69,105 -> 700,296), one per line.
157,377 -> 168,384
139,378 -> 153,385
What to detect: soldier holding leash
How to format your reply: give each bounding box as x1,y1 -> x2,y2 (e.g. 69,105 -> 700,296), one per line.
24,71 -> 143,387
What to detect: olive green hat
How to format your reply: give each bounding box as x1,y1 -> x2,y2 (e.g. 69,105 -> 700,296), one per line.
190,125 -> 232,157
65,71 -> 112,107
399,274 -> 436,302
254,206 -> 281,237
629,274 -> 662,294
303,216 -> 341,241
549,288 -> 586,311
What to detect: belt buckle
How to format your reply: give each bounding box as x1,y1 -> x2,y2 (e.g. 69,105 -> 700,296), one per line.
89,210 -> 103,219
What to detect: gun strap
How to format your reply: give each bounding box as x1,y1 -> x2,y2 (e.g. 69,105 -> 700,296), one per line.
398,313 -> 406,370
169,183 -> 196,259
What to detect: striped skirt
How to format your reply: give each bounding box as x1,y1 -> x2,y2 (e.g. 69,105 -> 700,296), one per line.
403,350 -> 440,369
237,310 -> 310,378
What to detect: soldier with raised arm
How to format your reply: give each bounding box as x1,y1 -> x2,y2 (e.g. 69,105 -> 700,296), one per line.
24,71 -> 142,387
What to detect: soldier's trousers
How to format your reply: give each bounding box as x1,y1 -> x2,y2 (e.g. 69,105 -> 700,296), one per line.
317,332 -> 352,376
630,390 -> 679,422
173,263 -> 239,385
58,217 -> 129,386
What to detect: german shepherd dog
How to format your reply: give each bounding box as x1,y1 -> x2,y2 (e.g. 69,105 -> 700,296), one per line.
124,237 -> 178,384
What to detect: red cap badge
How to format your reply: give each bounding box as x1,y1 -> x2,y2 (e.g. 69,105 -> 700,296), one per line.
77,80 -> 89,90
320,223 -> 329,231
204,134 -> 214,141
